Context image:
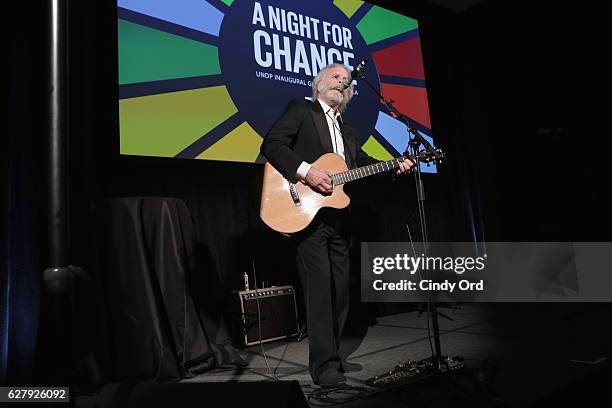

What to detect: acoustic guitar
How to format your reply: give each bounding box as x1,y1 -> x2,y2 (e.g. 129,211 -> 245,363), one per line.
260,149 -> 443,233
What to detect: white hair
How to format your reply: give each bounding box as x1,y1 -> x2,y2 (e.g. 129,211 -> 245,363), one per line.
311,63 -> 354,113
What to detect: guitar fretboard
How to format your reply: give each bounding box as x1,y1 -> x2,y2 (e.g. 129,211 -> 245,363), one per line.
331,158 -> 405,186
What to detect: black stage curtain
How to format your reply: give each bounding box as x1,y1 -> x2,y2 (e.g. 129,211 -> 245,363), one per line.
91,197 -> 242,381
2,2 -> 46,386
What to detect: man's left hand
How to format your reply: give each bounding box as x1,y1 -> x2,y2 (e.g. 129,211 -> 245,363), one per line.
396,157 -> 414,175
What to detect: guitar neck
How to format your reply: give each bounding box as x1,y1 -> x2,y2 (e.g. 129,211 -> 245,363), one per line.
331,157 -> 406,186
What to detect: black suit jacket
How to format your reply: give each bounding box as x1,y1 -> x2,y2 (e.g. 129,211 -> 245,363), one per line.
260,99 -> 378,181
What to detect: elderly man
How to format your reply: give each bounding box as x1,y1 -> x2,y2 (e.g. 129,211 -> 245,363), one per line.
261,63 -> 413,387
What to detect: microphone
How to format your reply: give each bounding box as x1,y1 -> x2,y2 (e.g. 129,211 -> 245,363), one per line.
340,58 -> 369,90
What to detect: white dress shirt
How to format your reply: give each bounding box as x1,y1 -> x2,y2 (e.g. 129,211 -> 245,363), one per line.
296,99 -> 345,180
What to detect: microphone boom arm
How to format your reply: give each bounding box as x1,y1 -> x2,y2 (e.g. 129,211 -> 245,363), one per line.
355,70 -> 439,157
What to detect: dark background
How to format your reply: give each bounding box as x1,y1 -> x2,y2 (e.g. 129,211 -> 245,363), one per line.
2,0 -> 607,388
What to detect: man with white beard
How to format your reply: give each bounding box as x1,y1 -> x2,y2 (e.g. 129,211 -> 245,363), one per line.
261,64 -> 413,387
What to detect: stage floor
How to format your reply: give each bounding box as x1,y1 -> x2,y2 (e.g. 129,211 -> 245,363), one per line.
182,303 -> 612,407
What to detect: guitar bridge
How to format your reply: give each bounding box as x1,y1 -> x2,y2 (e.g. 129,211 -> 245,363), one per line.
289,182 -> 301,206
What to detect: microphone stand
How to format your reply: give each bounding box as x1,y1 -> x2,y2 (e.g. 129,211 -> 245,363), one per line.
356,72 -> 446,372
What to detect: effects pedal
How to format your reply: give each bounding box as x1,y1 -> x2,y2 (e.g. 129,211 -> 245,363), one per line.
366,356 -> 465,388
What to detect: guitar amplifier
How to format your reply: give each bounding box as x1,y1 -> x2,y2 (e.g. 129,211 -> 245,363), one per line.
230,285 -> 299,347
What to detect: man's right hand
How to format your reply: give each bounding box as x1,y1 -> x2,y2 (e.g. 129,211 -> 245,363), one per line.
304,167 -> 333,194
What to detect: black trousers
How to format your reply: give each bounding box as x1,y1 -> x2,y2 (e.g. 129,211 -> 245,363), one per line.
295,209 -> 350,382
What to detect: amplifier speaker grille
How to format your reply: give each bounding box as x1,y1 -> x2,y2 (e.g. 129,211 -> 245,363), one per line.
230,285 -> 299,347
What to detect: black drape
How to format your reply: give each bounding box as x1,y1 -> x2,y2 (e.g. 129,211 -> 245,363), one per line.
91,197 -> 243,381
2,3 -> 46,386
0,132 -> 43,386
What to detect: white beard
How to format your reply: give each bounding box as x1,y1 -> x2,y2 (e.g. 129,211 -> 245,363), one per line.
319,85 -> 343,107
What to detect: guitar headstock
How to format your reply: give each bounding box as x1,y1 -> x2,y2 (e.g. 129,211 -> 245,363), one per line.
406,148 -> 445,164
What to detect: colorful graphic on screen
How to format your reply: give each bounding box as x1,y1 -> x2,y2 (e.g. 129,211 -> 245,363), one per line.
118,0 -> 436,173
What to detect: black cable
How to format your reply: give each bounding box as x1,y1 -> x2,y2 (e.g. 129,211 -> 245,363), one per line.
273,341 -> 291,379
307,384 -> 370,406
250,259 -> 279,381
